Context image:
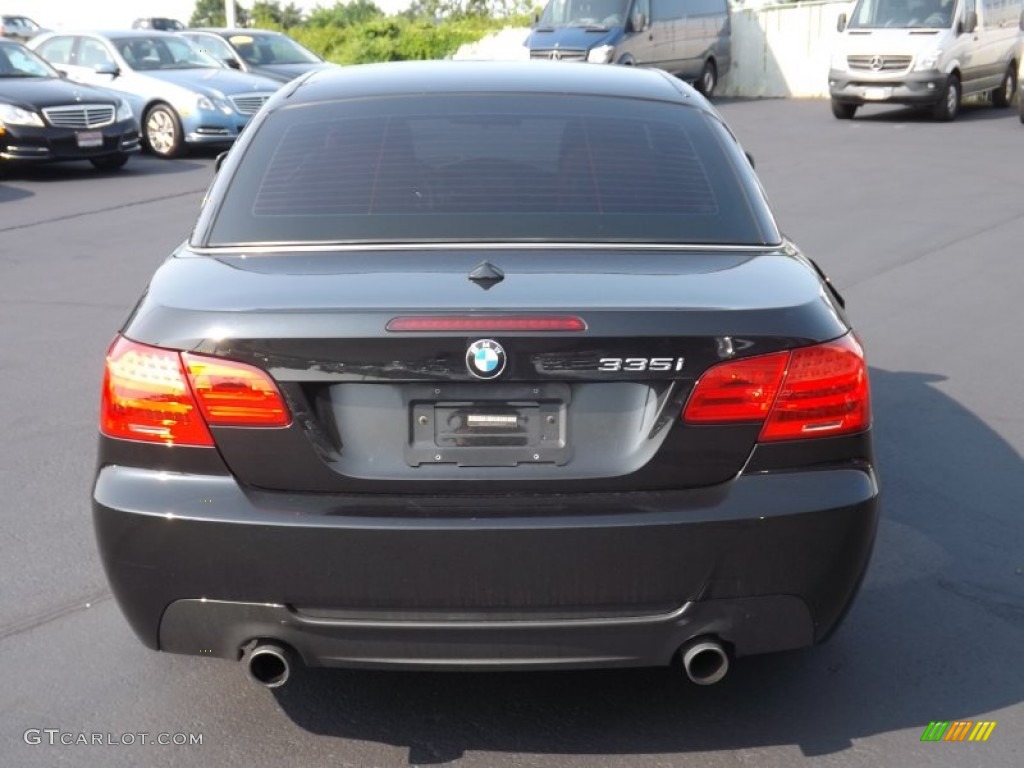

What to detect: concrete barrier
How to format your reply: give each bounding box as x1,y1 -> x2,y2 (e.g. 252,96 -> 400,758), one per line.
722,1 -> 856,98
453,1 -> 857,99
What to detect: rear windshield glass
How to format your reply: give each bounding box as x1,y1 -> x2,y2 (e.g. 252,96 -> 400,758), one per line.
206,94 -> 773,246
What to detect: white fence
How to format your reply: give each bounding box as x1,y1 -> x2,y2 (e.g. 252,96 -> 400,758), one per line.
454,1 -> 858,99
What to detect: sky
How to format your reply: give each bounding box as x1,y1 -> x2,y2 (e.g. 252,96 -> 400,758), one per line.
23,0 -> 412,31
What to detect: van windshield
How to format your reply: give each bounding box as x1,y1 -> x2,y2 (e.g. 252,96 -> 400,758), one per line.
849,0 -> 954,29
539,0 -> 631,29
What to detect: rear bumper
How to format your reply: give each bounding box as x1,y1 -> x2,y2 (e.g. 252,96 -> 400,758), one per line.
93,465 -> 879,670
829,68 -> 947,106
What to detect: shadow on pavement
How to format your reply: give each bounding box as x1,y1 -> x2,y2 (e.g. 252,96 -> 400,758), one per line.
269,366 -> 1023,764
0,153 -> 213,183
0,183 -> 34,204
851,100 -> 1019,123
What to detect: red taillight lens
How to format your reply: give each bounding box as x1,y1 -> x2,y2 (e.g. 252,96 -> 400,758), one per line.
101,336 -> 213,446
101,336 -> 291,446
683,352 -> 789,423
387,315 -> 587,332
683,333 -> 870,442
181,353 -> 291,428
759,334 -> 870,442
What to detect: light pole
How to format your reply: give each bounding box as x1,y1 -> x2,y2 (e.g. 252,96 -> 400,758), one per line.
225,0 -> 237,28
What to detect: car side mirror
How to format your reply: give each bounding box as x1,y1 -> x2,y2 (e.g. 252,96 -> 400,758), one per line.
94,62 -> 119,77
214,150 -> 229,172
837,13 -> 847,33
533,11 -> 540,26
224,57 -> 241,69
632,12 -> 648,32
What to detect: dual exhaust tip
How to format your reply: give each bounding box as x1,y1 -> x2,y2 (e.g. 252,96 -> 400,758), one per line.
242,637 -> 729,688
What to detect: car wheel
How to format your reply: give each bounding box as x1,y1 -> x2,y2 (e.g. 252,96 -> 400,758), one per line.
144,105 -> 184,158
831,100 -> 857,120
696,59 -> 717,98
90,153 -> 130,171
932,75 -> 960,122
993,63 -> 1016,108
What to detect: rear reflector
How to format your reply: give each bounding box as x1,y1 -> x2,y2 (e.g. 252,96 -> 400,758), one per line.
101,336 -> 290,446
387,315 -> 587,332
683,333 -> 870,442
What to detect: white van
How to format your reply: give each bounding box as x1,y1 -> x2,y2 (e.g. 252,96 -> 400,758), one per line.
828,0 -> 1022,120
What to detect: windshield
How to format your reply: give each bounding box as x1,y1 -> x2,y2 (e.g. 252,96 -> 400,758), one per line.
206,94 -> 775,247
849,0 -> 954,29
112,36 -> 221,70
227,33 -> 321,65
539,0 -> 631,28
0,42 -> 58,78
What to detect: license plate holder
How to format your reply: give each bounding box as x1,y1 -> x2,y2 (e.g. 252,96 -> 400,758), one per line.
76,131 -> 104,148
862,87 -> 892,101
405,382 -> 570,467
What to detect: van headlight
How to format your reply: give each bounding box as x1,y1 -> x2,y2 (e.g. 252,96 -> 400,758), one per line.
914,49 -> 943,71
830,50 -> 847,70
115,100 -> 133,122
587,45 -> 615,64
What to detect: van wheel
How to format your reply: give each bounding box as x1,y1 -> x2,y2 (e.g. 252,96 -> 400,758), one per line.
993,63 -> 1016,108
932,75 -> 960,121
831,100 -> 857,119
696,60 -> 717,98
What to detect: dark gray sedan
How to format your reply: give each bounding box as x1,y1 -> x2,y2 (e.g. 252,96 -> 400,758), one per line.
93,61 -> 878,690
180,28 -> 330,83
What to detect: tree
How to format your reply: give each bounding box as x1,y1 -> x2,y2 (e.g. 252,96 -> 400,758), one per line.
189,0 -> 249,27
306,1 -> 385,28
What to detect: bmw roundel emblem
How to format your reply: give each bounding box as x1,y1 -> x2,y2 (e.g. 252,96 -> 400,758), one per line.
466,339 -> 506,379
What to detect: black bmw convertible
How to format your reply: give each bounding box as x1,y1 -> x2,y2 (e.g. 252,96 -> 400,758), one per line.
0,38 -> 139,172
93,61 -> 878,688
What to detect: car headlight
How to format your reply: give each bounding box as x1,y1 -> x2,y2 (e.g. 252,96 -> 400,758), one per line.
196,95 -> 216,111
830,50 -> 846,70
0,103 -> 45,127
914,49 -> 943,71
587,45 -> 615,64
116,100 -> 133,122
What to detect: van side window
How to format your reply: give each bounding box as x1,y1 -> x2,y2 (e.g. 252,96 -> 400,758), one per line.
651,0 -> 684,22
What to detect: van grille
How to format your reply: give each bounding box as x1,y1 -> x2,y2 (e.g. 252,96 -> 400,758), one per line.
42,104 -> 115,128
530,48 -> 587,62
847,55 -> 912,73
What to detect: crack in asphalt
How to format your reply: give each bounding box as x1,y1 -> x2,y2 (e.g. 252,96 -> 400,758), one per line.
0,188 -> 205,235
0,588 -> 113,643
845,207 -> 1024,290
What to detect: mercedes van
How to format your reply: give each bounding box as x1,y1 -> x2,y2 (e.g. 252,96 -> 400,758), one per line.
829,0 -> 1021,120
526,0 -> 731,97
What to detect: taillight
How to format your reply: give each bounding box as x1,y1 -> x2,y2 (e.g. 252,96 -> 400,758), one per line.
683,333 -> 870,442
101,337 -> 213,446
101,336 -> 290,446
182,353 -> 290,427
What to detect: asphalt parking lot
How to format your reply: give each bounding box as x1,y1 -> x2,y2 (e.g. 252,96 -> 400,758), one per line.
2,98 -> 1022,768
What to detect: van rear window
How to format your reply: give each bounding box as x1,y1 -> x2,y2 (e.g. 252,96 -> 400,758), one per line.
206,93 -> 773,246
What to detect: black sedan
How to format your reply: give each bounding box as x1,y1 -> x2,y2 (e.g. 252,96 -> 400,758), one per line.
0,39 -> 139,171
180,28 -> 328,83
94,62 -> 878,689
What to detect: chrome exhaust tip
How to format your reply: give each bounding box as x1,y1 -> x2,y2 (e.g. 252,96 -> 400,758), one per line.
244,642 -> 294,689
680,638 -> 729,686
